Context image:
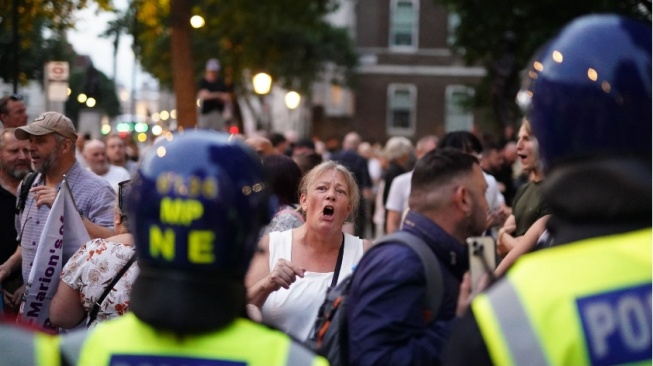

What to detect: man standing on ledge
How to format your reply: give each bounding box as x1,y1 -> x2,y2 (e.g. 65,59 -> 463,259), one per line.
197,58 -> 232,131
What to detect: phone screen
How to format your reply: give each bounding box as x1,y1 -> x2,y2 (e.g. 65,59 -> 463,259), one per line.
466,236 -> 496,293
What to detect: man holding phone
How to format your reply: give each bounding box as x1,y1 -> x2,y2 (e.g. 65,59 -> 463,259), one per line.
347,148 -> 488,365
443,14 -> 651,365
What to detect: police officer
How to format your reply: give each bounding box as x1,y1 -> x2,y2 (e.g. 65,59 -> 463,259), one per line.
0,131 -> 326,365
443,14 -> 651,365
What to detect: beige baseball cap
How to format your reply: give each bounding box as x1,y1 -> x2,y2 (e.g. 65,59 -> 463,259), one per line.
15,112 -> 77,141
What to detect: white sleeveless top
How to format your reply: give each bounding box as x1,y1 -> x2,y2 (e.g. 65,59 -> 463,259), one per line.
260,229 -> 364,341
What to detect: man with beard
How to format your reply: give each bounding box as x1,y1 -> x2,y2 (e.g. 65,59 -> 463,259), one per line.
0,112 -> 116,313
0,128 -> 31,316
347,148 -> 489,365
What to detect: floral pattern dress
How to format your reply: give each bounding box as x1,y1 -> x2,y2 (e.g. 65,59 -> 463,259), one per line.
61,238 -> 139,329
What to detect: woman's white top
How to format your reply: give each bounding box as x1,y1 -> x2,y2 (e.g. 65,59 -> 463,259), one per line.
260,229 -> 364,340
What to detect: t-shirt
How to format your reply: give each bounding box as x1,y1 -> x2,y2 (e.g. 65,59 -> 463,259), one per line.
197,77 -> 229,114
511,180 -> 551,236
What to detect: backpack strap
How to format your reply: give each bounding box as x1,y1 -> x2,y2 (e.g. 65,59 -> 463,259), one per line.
15,172 -> 38,215
373,231 -> 443,318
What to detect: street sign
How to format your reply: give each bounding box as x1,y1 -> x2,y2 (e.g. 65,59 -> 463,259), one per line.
46,62 -> 69,82
45,62 -> 69,103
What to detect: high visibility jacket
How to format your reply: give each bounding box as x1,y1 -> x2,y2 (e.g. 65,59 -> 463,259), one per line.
0,325 -> 59,366
473,228 -> 652,366
60,313 -> 327,366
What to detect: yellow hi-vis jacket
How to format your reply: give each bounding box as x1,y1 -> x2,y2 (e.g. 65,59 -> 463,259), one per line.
58,313 -> 327,366
473,228 -> 652,366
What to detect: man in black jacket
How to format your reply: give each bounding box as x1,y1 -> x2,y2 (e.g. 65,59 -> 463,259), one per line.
443,14 -> 651,365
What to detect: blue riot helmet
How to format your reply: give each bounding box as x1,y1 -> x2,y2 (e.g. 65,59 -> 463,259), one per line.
523,14 -> 651,170
128,130 -> 273,333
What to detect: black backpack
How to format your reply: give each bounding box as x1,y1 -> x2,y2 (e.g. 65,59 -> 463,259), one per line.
307,231 -> 444,366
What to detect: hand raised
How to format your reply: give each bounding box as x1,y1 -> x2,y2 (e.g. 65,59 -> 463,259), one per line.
268,258 -> 305,291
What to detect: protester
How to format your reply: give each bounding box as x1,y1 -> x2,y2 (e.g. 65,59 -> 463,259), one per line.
197,58 -> 232,131
105,134 -> 138,175
0,94 -> 28,128
50,180 -> 137,329
376,136 -> 414,235
443,14 -> 651,365
496,119 -> 551,256
347,148 -> 488,365
328,132 -> 373,237
0,128 -> 30,316
0,131 -> 326,364
385,134 -> 438,233
245,135 -> 275,157
246,160 -> 371,340
83,139 -> 132,192
0,112 -> 115,330
260,154 -> 304,236
438,131 -> 508,231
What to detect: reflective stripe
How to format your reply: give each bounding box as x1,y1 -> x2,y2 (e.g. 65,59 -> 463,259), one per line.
486,279 -> 548,366
286,340 -> 315,366
0,326 -> 38,364
59,329 -> 88,366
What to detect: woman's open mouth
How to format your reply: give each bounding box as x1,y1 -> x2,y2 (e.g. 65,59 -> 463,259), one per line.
323,205 -> 335,219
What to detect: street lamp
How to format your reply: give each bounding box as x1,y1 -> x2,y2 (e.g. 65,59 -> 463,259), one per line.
190,15 -> 205,29
253,73 -> 272,95
284,91 -> 301,109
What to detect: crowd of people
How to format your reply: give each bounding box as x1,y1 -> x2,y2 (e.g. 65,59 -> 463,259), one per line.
0,13 -> 648,365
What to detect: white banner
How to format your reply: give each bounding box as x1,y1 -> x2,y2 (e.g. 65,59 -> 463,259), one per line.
18,181 -> 90,332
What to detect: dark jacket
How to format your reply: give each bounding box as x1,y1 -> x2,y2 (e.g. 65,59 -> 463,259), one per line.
442,158 -> 652,365
347,210 -> 468,366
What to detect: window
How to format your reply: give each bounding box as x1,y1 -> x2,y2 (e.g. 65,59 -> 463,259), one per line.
387,84 -> 417,135
447,12 -> 461,47
445,85 -> 474,132
390,0 -> 418,49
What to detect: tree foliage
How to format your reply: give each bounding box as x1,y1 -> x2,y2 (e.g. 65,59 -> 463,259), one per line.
0,0 -> 121,118
436,0 -> 651,131
131,0 -> 358,94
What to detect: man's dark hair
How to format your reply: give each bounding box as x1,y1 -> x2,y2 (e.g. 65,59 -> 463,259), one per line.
295,137 -> 316,151
0,94 -> 22,116
269,132 -> 287,147
439,131 -> 483,154
263,154 -> 302,206
409,148 -> 478,209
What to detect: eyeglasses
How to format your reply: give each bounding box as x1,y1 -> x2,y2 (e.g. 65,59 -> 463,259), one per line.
118,179 -> 132,216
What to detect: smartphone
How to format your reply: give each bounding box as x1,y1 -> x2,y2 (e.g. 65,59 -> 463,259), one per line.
466,236 -> 497,293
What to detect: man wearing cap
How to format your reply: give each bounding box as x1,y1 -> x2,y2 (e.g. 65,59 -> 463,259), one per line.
0,112 -> 116,314
197,58 -> 232,131
0,94 -> 28,128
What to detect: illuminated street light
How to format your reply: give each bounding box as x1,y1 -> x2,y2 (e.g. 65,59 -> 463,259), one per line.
285,91 -> 301,110
253,72 -> 272,95
86,97 -> 96,108
160,110 -> 170,121
77,93 -> 88,103
190,15 -> 205,28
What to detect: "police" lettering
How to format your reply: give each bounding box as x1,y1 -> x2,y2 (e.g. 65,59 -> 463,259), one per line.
577,283 -> 652,365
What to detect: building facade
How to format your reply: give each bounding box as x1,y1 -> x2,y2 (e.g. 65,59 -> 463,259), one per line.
312,0 -> 485,143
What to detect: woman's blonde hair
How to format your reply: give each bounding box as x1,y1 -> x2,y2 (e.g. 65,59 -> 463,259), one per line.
298,160 -> 360,222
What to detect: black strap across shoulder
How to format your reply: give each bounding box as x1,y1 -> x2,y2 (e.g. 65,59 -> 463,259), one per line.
330,233 -> 346,289
373,231 -> 444,317
87,253 -> 137,327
